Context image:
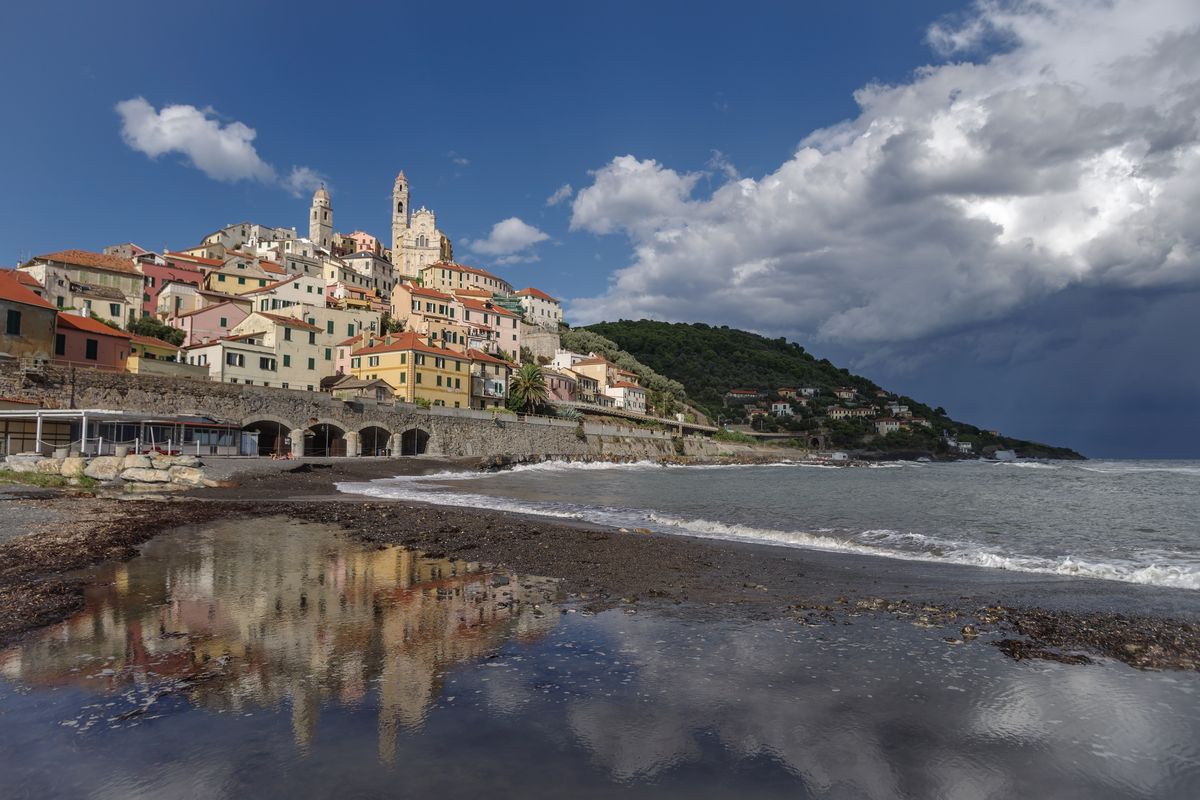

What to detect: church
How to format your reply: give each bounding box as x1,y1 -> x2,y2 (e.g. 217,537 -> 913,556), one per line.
391,171 -> 452,279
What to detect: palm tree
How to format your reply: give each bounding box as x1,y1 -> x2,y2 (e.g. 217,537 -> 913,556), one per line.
510,363 -> 549,414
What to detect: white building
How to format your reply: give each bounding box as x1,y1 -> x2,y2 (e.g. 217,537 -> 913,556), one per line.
391,171 -> 452,280
514,287 -> 563,329
604,381 -> 647,414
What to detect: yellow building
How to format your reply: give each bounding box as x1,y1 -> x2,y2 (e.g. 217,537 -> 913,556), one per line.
350,332 -> 470,407
418,262 -> 512,295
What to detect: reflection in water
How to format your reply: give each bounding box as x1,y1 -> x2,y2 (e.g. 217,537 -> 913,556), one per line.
2,519 -> 1199,798
0,518 -> 559,762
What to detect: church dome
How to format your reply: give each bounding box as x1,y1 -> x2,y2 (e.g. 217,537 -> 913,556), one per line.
313,185 -> 330,204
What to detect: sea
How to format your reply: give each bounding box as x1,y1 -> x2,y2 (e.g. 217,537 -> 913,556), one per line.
338,458 -> 1200,591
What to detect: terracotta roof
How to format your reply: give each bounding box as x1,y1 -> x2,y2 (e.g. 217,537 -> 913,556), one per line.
403,283 -> 453,301
253,312 -> 322,331
259,260 -> 285,274
3,269 -> 44,289
166,252 -> 223,267
459,297 -> 518,317
0,273 -> 55,309
573,356 -> 614,367
610,381 -> 644,390
515,287 -> 558,302
452,288 -> 492,298
337,333 -> 365,347
130,334 -> 179,350
30,249 -> 138,275
352,331 -> 464,359
467,348 -> 515,367
55,312 -> 132,338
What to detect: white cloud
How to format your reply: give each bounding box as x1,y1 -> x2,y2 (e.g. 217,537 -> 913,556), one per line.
568,0 -> 1200,346
546,183 -> 574,206
571,155 -> 701,236
281,166 -> 327,198
464,217 -> 550,264
116,97 -> 323,196
448,150 -> 470,167
705,149 -> 739,181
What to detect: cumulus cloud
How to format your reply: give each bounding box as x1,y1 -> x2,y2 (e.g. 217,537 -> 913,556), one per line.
116,97 -> 323,195
464,217 -> 550,264
546,183 -> 574,206
569,0 -> 1200,347
281,166 -> 327,198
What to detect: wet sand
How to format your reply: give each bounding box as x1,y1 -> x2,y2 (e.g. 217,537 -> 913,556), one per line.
2,456 -> 1198,670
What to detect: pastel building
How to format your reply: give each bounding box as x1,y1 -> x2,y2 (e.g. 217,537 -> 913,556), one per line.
173,301 -> 249,346
19,250 -> 142,326
53,312 -> 131,371
350,332 -> 470,407
0,272 -> 58,362
514,287 -> 563,329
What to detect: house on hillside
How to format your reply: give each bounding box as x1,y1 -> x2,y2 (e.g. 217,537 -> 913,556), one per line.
53,312 -> 131,371
771,401 -> 794,417
0,273 -> 57,362
19,250 -> 142,326
723,389 -> 761,406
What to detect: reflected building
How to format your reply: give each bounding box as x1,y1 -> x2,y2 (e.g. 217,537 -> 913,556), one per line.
0,519 -> 559,760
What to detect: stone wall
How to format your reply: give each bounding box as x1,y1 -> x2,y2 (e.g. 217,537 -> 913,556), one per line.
520,323 -> 560,361
0,363 -> 719,459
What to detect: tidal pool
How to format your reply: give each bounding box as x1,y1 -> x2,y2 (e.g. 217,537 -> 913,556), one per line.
2,518 -> 1198,798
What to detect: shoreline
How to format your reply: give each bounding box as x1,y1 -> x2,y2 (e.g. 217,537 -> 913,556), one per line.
1,457 -> 1197,671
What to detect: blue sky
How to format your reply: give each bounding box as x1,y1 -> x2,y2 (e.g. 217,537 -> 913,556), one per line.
3,0 -> 1198,457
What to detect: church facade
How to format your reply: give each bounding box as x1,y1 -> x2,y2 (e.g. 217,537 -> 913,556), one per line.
391,171 -> 452,280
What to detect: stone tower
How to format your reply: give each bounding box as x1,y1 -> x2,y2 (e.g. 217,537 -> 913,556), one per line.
309,185 -> 332,251
391,171 -> 409,259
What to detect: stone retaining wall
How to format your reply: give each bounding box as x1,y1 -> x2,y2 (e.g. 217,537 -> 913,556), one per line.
0,364 -> 720,459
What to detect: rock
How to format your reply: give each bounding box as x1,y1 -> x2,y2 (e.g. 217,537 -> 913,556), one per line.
962,624 -> 978,638
171,455 -> 200,468
36,458 -> 64,474
83,456 -> 123,481
120,467 -> 172,483
633,527 -> 652,535
5,457 -> 41,473
123,454 -> 152,470
168,466 -> 205,485
59,457 -> 86,478
149,455 -> 175,471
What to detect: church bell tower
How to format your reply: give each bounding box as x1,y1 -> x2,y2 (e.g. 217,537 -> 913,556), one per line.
391,171 -> 410,260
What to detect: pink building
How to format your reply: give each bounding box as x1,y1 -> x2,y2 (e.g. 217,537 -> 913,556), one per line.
139,260 -> 205,317
53,312 -> 131,371
174,301 -> 248,346
544,368 -> 578,402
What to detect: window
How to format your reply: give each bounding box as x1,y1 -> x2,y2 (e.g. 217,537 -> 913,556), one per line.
219,317 -> 228,327
324,347 -> 331,361
368,355 -> 379,367
347,324 -> 355,337
56,296 -> 64,308
307,358 -> 315,370
225,352 -> 244,367
399,372 -> 406,384
4,309 -> 20,335
400,353 -> 406,365
454,377 -> 461,389
351,357 -> 360,369
238,277 -> 245,285
260,357 -> 277,371
218,274 -> 226,282
284,327 -> 292,341
85,339 -> 98,360
326,321 -> 333,334
283,354 -> 291,367
436,375 -> 442,387
455,360 -> 461,371
54,333 -> 65,355
308,331 -> 316,345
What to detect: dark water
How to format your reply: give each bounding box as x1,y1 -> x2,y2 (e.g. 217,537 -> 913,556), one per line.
341,459 -> 1200,590
2,519 -> 1199,798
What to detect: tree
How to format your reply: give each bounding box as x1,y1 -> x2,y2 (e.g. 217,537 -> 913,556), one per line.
127,316 -> 185,346
509,362 -> 549,414
378,312 -> 405,334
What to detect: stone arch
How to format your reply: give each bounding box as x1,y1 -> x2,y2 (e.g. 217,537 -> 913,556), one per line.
399,427 -> 430,456
241,416 -> 294,457
305,419 -> 348,458
358,424 -> 392,457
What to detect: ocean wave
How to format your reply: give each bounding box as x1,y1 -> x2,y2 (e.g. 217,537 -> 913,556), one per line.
1077,464 -> 1200,476
337,472 -> 1200,591
994,461 -> 1061,470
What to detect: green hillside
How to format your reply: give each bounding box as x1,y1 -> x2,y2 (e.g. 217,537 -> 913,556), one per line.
580,320 -> 1082,459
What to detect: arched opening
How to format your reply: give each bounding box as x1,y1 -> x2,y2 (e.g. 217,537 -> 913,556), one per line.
241,420 -> 291,457
360,426 -> 391,457
809,436 -> 822,449
399,428 -> 429,456
306,423 -> 347,458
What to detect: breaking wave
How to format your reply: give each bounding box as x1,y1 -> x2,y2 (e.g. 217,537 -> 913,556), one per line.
337,466 -> 1200,591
